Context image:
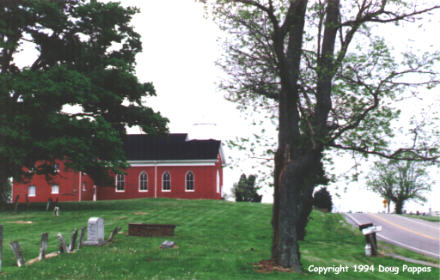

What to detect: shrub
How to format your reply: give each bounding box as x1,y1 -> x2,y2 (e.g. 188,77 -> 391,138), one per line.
313,187 -> 332,212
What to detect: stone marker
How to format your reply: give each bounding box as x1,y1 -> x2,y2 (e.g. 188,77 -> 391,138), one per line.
46,198 -> 53,211
53,206 -> 60,216
83,217 -> 105,246
39,232 -> 48,260
78,226 -> 86,249
107,227 -> 121,242
160,240 -> 175,249
57,233 -> 68,253
68,228 -> 78,252
9,241 -> 25,267
0,225 -> 3,272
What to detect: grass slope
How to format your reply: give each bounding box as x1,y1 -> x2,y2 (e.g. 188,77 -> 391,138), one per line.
0,199 -> 438,279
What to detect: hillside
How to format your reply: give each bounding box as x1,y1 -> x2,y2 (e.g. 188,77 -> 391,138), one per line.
0,199 -> 438,279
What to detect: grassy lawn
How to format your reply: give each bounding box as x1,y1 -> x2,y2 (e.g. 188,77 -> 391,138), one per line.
0,198 -> 438,279
402,214 -> 440,223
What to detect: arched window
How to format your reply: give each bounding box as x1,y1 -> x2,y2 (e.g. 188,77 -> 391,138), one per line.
162,171 -> 171,191
185,171 -> 194,191
139,171 -> 148,191
115,174 -> 125,192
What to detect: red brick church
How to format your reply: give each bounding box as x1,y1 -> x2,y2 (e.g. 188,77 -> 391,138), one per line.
12,134 -> 225,202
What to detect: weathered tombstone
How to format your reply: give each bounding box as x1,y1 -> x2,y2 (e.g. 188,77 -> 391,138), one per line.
57,233 -> 68,253
68,228 -> 78,252
13,194 -> 19,212
83,217 -> 105,246
25,195 -> 30,209
46,198 -> 53,211
39,232 -> 48,260
9,241 -> 25,267
53,206 -> 60,216
160,240 -> 175,249
0,225 -> 3,272
107,227 -> 121,242
78,226 -> 86,249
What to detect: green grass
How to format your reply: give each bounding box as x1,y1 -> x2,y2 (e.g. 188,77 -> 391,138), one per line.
0,199 -> 438,279
402,214 -> 440,223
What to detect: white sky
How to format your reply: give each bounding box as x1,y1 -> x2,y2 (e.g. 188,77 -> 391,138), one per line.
14,0 -> 440,213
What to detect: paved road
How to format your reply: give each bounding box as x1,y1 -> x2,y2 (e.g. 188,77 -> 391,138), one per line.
344,213 -> 440,258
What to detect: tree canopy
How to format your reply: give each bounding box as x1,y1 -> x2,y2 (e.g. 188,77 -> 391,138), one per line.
200,0 -> 440,271
233,173 -> 262,202
0,0 -> 168,205
367,159 -> 432,214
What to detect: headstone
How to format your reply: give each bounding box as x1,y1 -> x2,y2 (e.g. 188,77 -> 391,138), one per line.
39,232 -> 48,260
9,241 -> 25,267
13,194 -> 19,212
0,225 -> 3,272
107,227 -> 121,242
53,206 -> 60,216
160,240 -> 175,249
68,228 -> 78,252
46,198 -> 53,211
57,233 -> 68,253
83,217 -> 105,246
78,226 -> 86,249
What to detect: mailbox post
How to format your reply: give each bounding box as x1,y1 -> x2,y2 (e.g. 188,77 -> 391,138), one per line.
359,223 -> 382,256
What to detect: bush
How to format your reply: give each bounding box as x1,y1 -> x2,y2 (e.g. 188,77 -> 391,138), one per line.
313,187 -> 332,212
232,174 -> 262,202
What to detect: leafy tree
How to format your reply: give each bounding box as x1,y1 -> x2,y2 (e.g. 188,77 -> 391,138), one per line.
200,0 -> 440,271
367,159 -> 432,214
0,0 -> 168,207
313,187 -> 332,212
233,174 -> 262,202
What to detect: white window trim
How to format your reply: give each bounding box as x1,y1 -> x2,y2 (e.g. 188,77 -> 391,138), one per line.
162,171 -> 171,192
115,174 -> 125,193
185,171 -> 195,192
51,185 -> 59,194
28,185 -> 36,197
138,171 -> 148,192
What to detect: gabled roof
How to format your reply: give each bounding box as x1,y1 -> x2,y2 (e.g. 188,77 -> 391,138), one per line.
124,134 -> 222,161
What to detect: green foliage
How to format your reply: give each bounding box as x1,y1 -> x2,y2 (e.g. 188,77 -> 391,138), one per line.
367,159 -> 433,214
0,178 -> 11,207
0,0 -> 168,189
313,187 -> 333,212
232,174 -> 262,202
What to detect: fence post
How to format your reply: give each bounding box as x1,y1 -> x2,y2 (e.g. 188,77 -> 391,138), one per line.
9,241 -> 25,267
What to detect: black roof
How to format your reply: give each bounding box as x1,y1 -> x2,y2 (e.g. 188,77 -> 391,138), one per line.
124,134 -> 221,161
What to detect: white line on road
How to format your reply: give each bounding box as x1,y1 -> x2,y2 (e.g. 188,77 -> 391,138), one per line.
376,232 -> 440,259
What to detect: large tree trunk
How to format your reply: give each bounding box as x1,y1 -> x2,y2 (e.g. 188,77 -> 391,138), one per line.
394,199 -> 404,214
271,149 -> 322,271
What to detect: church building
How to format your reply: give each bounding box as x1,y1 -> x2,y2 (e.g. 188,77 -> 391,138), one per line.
12,134 -> 225,202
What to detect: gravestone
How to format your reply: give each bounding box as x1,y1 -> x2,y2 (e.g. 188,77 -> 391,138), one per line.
83,217 -> 105,246
53,206 -> 60,216
0,225 -> 3,272
39,232 -> 48,260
